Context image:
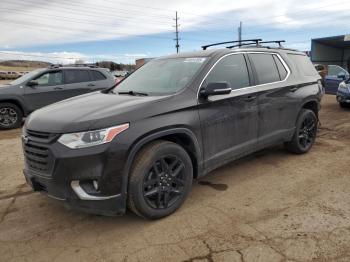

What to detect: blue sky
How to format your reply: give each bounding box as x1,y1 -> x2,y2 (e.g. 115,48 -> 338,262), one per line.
0,0 -> 349,64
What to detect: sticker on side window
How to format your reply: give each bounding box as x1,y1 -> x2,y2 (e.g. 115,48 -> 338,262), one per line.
184,58 -> 206,63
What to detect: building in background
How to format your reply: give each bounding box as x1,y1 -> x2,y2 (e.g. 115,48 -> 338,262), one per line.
311,35 -> 350,70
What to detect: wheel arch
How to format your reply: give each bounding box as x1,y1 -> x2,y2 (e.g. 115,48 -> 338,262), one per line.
122,128 -> 203,194
301,99 -> 319,118
0,98 -> 26,116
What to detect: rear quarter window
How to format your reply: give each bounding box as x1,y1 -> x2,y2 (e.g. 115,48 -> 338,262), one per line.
288,54 -> 319,77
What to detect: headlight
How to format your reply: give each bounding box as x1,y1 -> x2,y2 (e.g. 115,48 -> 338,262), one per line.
58,123 -> 129,149
338,82 -> 350,93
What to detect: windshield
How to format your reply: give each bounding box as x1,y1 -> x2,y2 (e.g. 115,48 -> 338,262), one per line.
114,57 -> 207,95
10,68 -> 45,85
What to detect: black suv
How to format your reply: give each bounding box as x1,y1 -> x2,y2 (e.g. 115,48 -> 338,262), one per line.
22,41 -> 322,219
0,65 -> 115,130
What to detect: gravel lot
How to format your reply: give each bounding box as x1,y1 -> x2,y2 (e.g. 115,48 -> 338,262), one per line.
0,95 -> 350,262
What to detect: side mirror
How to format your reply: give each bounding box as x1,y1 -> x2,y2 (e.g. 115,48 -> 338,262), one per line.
199,82 -> 231,98
27,80 -> 38,87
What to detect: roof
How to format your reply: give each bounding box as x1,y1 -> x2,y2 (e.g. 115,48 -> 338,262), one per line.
312,35 -> 350,49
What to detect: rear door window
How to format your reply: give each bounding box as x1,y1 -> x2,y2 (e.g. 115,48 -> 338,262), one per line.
249,53 -> 280,84
90,70 -> 107,81
64,70 -> 91,84
205,54 -> 250,90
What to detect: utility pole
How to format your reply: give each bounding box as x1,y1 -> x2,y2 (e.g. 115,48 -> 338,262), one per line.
174,11 -> 180,53
238,21 -> 242,47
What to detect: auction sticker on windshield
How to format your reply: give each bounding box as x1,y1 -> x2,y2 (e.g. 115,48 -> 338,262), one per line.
184,58 -> 207,63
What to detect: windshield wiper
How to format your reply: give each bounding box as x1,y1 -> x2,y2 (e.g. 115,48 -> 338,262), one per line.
118,90 -> 149,96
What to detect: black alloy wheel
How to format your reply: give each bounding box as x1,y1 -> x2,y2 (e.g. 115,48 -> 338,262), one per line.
143,155 -> 186,209
298,114 -> 317,151
285,109 -> 318,154
128,141 -> 193,219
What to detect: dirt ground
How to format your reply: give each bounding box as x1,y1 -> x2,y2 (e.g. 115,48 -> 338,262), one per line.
0,95 -> 350,262
0,80 -> 12,85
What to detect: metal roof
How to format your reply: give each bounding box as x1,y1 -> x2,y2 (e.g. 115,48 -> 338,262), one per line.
312,35 -> 350,49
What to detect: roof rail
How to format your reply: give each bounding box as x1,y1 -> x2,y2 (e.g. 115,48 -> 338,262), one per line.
48,64 -> 99,69
202,39 -> 262,50
227,40 -> 262,49
259,40 -> 286,48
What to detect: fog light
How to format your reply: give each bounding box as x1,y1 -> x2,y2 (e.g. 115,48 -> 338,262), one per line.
93,180 -> 99,191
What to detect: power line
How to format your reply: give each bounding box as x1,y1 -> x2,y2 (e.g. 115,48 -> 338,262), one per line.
0,7 -> 172,29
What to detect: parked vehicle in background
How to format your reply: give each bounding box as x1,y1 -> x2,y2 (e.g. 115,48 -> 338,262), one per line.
6,71 -> 20,79
22,40 -> 323,219
337,79 -> 350,108
314,64 -> 327,82
0,71 -> 7,79
0,65 -> 115,129
315,64 -> 349,94
18,71 -> 30,77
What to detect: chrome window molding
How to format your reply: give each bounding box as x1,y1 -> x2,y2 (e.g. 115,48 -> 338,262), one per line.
197,51 -> 291,98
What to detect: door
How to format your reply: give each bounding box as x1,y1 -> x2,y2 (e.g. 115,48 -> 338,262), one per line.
198,53 -> 259,172
24,70 -> 65,111
324,65 -> 349,94
248,53 -> 296,147
62,69 -> 97,99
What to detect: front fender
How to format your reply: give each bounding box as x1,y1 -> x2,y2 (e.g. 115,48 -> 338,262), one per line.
121,127 -> 203,196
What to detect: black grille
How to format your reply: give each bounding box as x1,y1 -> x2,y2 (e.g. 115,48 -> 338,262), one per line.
26,130 -> 57,143
23,130 -> 59,175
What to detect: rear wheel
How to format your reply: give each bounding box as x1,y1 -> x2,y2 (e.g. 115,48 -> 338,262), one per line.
127,141 -> 193,219
285,109 -> 318,154
0,103 -> 23,130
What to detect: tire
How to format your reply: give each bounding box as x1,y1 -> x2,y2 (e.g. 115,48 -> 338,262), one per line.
127,140 -> 193,219
339,102 -> 349,108
0,103 -> 23,130
285,109 -> 318,154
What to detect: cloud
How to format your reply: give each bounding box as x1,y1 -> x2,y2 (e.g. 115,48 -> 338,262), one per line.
1,0 -> 349,49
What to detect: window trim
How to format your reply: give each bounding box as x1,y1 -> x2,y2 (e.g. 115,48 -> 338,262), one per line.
197,51 -> 290,98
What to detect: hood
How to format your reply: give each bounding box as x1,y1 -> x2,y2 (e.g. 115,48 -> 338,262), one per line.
26,91 -> 170,133
0,84 -> 18,94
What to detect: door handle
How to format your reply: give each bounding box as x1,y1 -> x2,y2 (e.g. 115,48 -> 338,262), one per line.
87,83 -> 95,87
290,86 -> 299,92
244,95 -> 256,102
54,87 -> 63,90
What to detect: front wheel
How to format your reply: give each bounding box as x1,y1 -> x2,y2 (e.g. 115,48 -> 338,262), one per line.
339,102 -> 349,108
0,103 -> 23,130
285,109 -> 318,154
127,141 -> 193,219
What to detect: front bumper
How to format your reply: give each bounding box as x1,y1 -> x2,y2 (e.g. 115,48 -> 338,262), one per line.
337,90 -> 350,104
22,132 -> 129,216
